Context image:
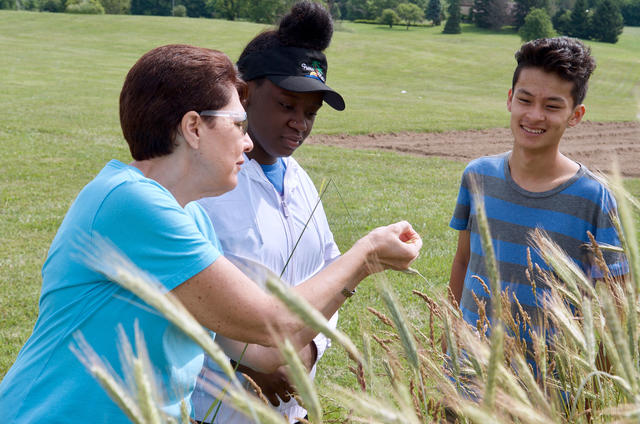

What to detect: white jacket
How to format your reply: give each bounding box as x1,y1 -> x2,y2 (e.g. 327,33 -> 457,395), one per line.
192,155 -> 340,424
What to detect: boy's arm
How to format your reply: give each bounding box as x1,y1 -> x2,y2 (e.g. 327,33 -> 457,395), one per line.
449,230 -> 471,306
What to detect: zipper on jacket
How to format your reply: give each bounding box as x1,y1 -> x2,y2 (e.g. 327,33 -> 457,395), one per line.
252,158 -> 297,284
280,194 -> 297,283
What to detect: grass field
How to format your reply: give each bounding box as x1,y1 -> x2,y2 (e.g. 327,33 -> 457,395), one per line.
1,10 -> 639,417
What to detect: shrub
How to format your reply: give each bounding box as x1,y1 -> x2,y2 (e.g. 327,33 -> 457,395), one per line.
352,19 -> 379,24
519,7 -> 556,41
66,0 -> 104,13
172,3 -> 185,16
100,0 -> 129,14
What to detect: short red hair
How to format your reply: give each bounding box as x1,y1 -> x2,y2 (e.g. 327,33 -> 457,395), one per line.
120,44 -> 246,160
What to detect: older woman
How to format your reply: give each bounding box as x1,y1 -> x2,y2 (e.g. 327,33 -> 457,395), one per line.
0,44 -> 421,423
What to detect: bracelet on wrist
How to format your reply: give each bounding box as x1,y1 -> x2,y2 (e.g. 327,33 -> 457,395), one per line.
341,287 -> 356,298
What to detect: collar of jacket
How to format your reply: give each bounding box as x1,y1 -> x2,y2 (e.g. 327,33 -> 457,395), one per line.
242,153 -> 301,198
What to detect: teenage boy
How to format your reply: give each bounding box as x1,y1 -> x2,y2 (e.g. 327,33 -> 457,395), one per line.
449,37 -> 627,344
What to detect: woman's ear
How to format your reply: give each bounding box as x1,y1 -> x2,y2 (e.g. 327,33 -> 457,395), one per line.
244,80 -> 257,109
179,111 -> 201,149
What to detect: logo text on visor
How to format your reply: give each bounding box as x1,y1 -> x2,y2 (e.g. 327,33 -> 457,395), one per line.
300,61 -> 325,83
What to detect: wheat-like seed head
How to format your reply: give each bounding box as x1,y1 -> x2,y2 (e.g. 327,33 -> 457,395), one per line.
70,332 -> 145,423
379,279 -> 420,374
264,275 -> 364,365
278,338 -> 323,423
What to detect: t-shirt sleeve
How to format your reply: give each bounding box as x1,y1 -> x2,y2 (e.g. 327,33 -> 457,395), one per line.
92,181 -> 221,291
450,169 -> 472,231
184,201 -> 224,254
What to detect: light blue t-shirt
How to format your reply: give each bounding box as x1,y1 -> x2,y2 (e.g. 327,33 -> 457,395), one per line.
260,158 -> 287,195
0,160 -> 222,423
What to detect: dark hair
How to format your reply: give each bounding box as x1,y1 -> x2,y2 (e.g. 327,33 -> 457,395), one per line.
512,37 -> 596,107
237,0 -> 333,79
120,44 -> 246,161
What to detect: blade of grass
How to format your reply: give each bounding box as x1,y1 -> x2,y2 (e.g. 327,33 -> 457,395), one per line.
469,176 -> 503,410
278,338 -> 323,423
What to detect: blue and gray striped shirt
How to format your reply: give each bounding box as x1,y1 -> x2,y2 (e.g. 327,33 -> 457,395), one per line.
450,152 -> 627,344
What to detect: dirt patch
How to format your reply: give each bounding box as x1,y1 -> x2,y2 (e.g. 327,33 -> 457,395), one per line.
307,121 -> 640,177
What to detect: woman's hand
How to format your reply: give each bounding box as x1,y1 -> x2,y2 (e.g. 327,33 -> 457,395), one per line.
358,221 -> 422,272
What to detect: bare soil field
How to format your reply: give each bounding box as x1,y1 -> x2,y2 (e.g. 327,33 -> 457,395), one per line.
308,121 -> 640,177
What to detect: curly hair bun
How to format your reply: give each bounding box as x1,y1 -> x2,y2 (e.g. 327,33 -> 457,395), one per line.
278,1 -> 333,51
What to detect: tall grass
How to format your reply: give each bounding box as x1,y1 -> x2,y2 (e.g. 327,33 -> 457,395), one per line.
73,163 -> 640,423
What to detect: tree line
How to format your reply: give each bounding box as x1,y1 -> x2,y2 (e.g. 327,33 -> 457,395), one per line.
345,0 -> 634,43
2,0 -> 638,43
474,0 -> 630,42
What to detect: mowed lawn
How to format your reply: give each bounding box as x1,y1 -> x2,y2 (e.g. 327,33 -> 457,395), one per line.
1,10 -> 639,408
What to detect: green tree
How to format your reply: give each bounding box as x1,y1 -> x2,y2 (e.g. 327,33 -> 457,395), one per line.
519,7 -> 556,40
182,0 -> 209,17
211,0 -> 247,19
473,0 -> 508,29
396,2 -> 423,27
513,0 -> 550,28
342,0 -> 374,19
370,0 -> 400,17
590,0 -> 624,42
425,0 -> 441,24
443,0 -> 461,32
100,0 -> 129,14
552,8 -> 572,34
569,0 -> 590,38
0,0 -> 16,8
621,0 -> 640,26
18,0 -> 40,10
130,0 -> 171,15
326,0 -> 341,19
41,0 -> 63,10
245,0 -> 293,23
380,7 -> 399,25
